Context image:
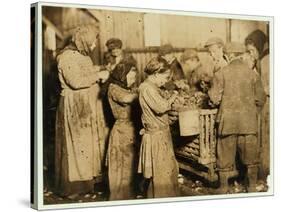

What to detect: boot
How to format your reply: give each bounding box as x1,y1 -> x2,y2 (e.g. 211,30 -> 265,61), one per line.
247,166 -> 258,193
216,171 -> 230,194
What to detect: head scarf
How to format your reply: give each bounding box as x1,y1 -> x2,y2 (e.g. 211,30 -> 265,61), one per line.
101,55 -> 137,96
245,29 -> 268,59
110,56 -> 136,88
71,25 -> 99,55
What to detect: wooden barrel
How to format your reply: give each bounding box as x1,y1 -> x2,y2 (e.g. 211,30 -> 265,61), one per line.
178,109 -> 200,136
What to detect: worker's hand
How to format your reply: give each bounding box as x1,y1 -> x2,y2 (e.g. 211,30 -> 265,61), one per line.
208,99 -> 217,108
98,70 -> 110,83
131,87 -> 139,94
168,110 -> 179,117
168,93 -> 178,105
168,110 -> 179,124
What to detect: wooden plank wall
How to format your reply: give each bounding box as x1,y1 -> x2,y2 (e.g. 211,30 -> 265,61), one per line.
159,14 -> 228,48
88,8 -> 268,70
230,19 -> 268,42
91,9 -> 145,54
91,9 -> 230,50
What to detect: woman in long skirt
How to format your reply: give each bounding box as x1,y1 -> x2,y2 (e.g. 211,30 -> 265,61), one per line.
55,26 -> 110,199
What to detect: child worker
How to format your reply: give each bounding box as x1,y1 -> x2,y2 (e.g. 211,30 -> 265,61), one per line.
106,57 -> 139,200
138,57 -> 180,198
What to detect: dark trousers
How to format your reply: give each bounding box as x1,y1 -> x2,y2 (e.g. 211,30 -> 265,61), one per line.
217,134 -> 259,172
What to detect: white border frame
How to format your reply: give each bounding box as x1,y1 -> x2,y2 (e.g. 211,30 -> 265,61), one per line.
32,1 -> 274,210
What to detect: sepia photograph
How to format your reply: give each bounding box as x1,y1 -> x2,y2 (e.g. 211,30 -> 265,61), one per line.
31,2 -> 273,209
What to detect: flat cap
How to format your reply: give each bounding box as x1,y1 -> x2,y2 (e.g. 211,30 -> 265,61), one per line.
204,37 -> 224,48
225,42 -> 246,53
159,44 -> 173,56
106,38 -> 122,50
180,49 -> 198,62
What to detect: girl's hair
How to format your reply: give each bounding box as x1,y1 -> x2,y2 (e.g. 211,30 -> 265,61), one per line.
57,26 -> 99,57
245,29 -> 268,58
144,57 -> 169,75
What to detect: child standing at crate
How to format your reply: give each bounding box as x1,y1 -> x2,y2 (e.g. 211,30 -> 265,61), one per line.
138,57 -> 180,198
106,57 -> 139,200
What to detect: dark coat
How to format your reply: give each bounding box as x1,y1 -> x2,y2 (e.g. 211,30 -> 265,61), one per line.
208,59 -> 266,135
170,58 -> 185,80
160,57 -> 185,90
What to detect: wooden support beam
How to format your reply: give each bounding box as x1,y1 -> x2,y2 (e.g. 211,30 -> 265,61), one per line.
226,19 -> 232,42
124,47 -> 208,54
42,15 -> 64,40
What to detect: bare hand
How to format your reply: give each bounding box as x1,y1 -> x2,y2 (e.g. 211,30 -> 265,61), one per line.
168,110 -> 179,117
168,94 -> 178,105
98,70 -> 110,83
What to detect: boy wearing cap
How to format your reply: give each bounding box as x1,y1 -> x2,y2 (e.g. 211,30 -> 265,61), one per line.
103,38 -> 124,71
158,44 -> 185,90
179,48 -> 202,90
208,42 -> 266,193
205,37 -> 228,73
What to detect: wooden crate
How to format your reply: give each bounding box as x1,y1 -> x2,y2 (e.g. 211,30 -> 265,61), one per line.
175,109 -> 218,182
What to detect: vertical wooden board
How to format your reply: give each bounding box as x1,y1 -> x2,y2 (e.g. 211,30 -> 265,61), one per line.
144,13 -> 161,47
258,21 -> 269,36
43,6 -> 63,33
90,9 -> 107,54
103,10 -> 114,49
185,16 -> 227,48
205,114 -> 210,155
61,8 -> 98,35
230,19 -> 259,42
123,12 -> 132,49
112,12 -> 122,46
126,12 -> 144,48
210,114 -> 215,158
226,19 -> 231,42
96,10 -> 145,51
160,14 -> 227,48
199,115 -> 206,158
160,14 -> 186,46
141,53 -> 146,76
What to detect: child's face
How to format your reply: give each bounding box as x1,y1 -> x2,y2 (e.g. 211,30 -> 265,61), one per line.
246,44 -> 259,61
112,48 -> 122,57
184,58 -> 200,72
154,70 -> 171,87
105,54 -> 116,65
208,44 -> 223,62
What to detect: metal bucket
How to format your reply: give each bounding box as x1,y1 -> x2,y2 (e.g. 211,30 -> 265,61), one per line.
178,109 -> 200,136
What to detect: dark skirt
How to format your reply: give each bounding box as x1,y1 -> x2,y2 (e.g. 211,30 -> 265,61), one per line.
107,120 -> 136,200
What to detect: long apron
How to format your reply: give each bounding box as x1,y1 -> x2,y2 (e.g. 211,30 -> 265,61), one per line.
107,119 -> 136,200
138,127 -> 179,198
